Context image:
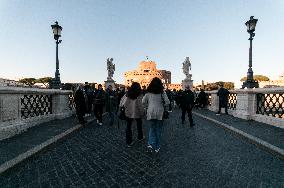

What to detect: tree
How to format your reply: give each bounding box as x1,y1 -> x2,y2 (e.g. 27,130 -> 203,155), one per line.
19,78 -> 36,87
240,75 -> 270,82
36,77 -> 52,87
224,82 -> 234,90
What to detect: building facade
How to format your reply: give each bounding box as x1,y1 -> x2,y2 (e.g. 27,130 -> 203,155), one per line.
124,60 -> 181,90
259,71 -> 284,88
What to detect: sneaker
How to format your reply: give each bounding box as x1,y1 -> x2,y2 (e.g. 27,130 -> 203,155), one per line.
216,113 -> 221,115
99,122 -> 103,126
146,145 -> 153,153
127,142 -> 134,147
155,148 -> 160,153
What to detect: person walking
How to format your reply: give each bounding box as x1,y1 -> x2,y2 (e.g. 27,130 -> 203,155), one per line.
142,77 -> 170,153
197,89 -> 208,109
105,85 -> 117,126
94,84 -> 106,125
216,84 -> 230,115
116,86 -> 126,113
84,82 -> 94,116
180,86 -> 195,126
120,82 -> 144,147
74,84 -> 87,124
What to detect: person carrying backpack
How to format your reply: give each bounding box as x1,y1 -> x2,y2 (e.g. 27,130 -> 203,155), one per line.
180,86 -> 195,126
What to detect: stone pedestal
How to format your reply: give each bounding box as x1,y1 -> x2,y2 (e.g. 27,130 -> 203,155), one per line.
182,77 -> 193,90
105,80 -> 116,89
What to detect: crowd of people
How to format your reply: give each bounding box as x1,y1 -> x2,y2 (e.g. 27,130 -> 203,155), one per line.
73,78 -> 229,153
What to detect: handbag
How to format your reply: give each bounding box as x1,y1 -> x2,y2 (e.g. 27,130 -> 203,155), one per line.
118,107 -> 127,120
161,93 -> 169,119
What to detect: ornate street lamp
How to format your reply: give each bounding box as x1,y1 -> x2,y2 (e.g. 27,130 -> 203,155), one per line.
50,21 -> 62,89
242,16 -> 259,89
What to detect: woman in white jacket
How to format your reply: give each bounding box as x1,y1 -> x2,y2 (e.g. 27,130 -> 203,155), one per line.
142,77 -> 170,153
120,82 -> 144,147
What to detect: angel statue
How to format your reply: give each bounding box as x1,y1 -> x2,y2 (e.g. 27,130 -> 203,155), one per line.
107,58 -> 115,80
182,57 -> 191,79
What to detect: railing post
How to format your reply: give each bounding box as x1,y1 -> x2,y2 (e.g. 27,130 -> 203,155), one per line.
52,92 -> 73,119
234,89 -> 257,120
208,92 -> 219,112
0,94 -> 21,123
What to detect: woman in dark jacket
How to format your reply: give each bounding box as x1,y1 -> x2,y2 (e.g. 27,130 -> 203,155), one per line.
74,84 -> 87,124
120,82 -> 144,147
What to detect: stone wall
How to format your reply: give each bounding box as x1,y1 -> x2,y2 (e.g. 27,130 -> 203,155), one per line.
0,87 -> 74,140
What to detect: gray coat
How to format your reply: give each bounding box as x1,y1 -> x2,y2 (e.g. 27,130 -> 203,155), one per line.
142,92 -> 170,120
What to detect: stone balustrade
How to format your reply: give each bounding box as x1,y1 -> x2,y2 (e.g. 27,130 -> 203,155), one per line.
0,87 -> 74,140
206,87 -> 284,128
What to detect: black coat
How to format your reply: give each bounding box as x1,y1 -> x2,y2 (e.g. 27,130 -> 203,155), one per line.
74,89 -> 86,114
217,87 -> 230,107
180,89 -> 195,109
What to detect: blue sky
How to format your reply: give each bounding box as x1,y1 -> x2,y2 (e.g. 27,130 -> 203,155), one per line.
1,0 -> 284,88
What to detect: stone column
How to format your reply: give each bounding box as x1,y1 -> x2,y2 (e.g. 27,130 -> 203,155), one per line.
208,92 -> 219,112
52,92 -> 73,119
233,90 -> 257,120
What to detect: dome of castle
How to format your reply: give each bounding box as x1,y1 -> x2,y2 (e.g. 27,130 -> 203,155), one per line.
138,60 -> 157,72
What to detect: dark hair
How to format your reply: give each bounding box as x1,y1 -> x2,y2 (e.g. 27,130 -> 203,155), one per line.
147,77 -> 164,94
127,82 -> 142,99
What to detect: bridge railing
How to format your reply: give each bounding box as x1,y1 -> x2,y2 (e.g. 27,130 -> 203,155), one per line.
205,87 -> 284,128
0,87 -> 74,140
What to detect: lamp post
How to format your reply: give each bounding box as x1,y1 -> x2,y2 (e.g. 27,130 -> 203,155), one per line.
242,16 -> 259,89
50,21 -> 62,89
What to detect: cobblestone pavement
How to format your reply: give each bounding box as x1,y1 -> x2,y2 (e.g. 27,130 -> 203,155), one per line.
0,115 -> 82,165
194,108 -> 284,150
0,109 -> 284,187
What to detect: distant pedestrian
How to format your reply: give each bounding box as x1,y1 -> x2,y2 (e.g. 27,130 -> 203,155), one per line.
216,84 -> 230,115
142,85 -> 147,96
165,88 -> 173,112
142,77 -> 170,153
179,86 -> 195,126
74,84 -> 87,124
116,86 -> 126,113
197,89 -> 208,109
105,85 -> 117,126
120,82 -> 144,147
84,82 -> 94,116
94,84 -> 106,125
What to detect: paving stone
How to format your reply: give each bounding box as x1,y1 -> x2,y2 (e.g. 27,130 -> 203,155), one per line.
1,109 -> 284,187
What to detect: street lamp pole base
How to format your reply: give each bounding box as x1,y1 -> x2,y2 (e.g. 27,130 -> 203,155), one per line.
49,78 -> 61,89
241,80 -> 259,89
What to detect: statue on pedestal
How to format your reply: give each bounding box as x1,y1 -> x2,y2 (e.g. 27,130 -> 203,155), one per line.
107,58 -> 115,80
181,57 -> 193,90
182,57 -> 191,79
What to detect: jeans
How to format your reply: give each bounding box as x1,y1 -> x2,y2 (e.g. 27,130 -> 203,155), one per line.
126,118 -> 143,145
148,119 -> 163,150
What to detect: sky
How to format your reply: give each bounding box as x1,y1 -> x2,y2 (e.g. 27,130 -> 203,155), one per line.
1,0 -> 284,88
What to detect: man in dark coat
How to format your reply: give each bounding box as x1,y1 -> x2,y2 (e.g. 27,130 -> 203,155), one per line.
179,86 -> 195,126
216,85 -> 230,115
74,84 -> 87,124
84,82 -> 94,116
198,89 -> 208,109
105,85 -> 117,126
116,86 -> 126,113
94,84 -> 106,125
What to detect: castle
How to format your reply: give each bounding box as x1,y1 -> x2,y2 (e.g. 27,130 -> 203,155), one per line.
124,59 -> 181,90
